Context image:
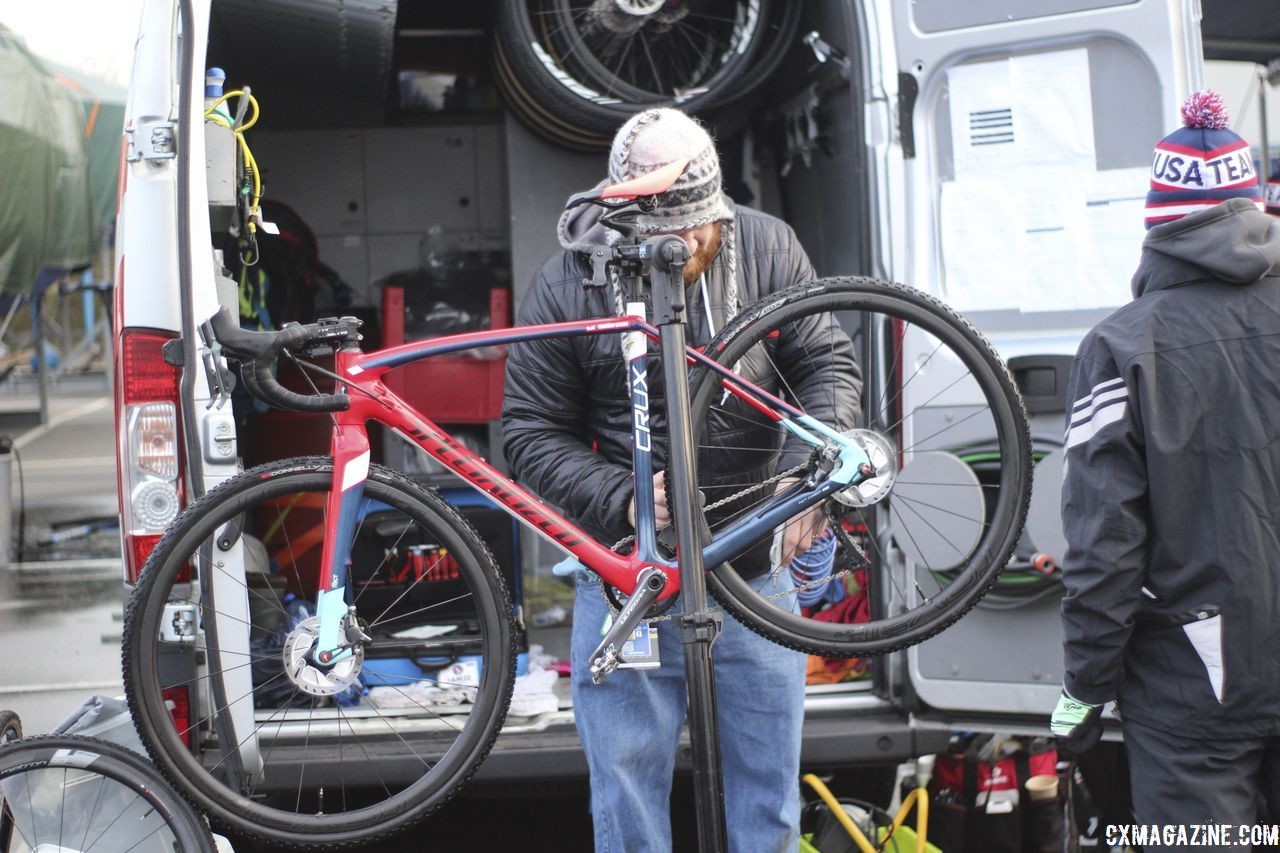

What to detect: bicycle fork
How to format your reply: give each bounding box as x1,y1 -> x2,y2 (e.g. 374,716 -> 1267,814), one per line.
311,422 -> 371,669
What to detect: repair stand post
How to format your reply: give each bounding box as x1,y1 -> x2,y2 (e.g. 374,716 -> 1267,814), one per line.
0,435 -> 11,563
648,234 -> 728,852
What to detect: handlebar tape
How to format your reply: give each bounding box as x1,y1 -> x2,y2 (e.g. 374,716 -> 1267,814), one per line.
209,308 -> 350,413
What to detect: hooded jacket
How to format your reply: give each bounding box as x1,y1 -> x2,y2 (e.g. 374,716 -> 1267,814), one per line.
1061,197 -> 1280,737
502,200 -> 861,559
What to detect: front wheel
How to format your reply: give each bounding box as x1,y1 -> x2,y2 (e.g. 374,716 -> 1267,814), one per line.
689,277 -> 1032,657
0,734 -> 216,852
123,457 -> 515,848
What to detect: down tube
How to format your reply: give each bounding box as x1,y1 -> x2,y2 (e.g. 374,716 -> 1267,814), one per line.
380,400 -> 653,595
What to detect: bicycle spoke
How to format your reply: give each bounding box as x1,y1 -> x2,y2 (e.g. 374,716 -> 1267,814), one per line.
296,699 -> 317,813
79,771 -> 110,852
335,704 -> 393,800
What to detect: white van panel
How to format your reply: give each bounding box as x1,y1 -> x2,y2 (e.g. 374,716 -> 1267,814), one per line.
886,0 -> 1201,717
118,0 -> 182,332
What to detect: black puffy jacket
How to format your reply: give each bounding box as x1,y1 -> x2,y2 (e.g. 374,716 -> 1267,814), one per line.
502,202 -> 861,557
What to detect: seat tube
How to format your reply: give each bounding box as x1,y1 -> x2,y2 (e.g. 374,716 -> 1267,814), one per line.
314,421 -> 369,661
625,306 -> 660,563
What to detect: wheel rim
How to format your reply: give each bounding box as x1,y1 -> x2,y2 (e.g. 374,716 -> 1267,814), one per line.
125,468 -> 512,842
0,738 -> 212,852
691,280 -> 1031,656
1,766 -> 187,851
528,0 -> 764,104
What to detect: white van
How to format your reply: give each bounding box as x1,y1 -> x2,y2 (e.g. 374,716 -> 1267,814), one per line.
114,0 -> 1220,839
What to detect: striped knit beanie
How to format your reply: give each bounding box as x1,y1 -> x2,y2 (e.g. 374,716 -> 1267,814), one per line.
606,108 -> 739,325
1266,176 -> 1280,217
608,108 -> 734,235
1145,90 -> 1263,229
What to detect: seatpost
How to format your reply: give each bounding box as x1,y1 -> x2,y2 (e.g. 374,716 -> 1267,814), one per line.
646,234 -> 728,853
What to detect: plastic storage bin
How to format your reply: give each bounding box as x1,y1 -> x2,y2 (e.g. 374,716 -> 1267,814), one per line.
381,285 -> 510,424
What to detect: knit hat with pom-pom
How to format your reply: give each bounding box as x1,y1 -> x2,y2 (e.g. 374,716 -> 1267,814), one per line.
1145,90 -> 1263,229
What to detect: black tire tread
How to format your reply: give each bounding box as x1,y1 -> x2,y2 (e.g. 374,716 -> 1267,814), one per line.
0,733 -> 216,852
122,456 -> 517,850
0,709 -> 21,743
493,0 -> 801,143
692,276 -> 1033,657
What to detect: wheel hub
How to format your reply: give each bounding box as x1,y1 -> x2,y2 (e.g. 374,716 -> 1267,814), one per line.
832,429 -> 897,507
283,616 -> 364,696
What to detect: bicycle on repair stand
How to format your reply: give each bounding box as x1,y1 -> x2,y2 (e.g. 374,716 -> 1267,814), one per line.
121,159 -> 1032,848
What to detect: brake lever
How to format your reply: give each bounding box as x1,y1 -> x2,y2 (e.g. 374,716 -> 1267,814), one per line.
198,319 -> 237,409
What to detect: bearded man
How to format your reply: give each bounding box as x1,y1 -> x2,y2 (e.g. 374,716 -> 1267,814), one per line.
503,108 -> 859,852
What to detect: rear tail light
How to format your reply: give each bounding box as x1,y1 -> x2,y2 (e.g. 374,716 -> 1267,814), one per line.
162,686 -> 192,748
117,329 -> 184,582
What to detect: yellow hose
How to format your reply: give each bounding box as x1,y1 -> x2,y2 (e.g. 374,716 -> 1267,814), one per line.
802,773 -> 878,853
802,773 -> 930,853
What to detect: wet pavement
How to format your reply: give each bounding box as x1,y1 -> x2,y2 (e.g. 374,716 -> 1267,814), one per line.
0,389 -> 122,737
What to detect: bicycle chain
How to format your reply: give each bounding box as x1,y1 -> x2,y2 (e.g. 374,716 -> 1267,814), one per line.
601,463 -> 840,622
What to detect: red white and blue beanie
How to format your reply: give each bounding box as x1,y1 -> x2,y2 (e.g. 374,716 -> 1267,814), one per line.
1265,176 -> 1280,216
1145,90 -> 1263,229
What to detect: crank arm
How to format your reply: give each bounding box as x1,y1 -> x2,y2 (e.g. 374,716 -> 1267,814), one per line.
588,567 -> 667,684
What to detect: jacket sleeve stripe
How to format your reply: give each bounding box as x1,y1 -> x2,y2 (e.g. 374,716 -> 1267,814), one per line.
1065,398 -> 1128,449
1070,376 -> 1125,414
1069,387 -> 1128,428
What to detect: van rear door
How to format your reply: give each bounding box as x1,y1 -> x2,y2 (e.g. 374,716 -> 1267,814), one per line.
872,0 -> 1202,724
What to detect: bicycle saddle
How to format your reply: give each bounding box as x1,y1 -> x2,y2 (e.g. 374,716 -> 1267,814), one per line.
565,157 -> 690,209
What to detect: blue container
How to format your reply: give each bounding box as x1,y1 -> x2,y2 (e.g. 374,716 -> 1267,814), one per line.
362,652 -> 527,687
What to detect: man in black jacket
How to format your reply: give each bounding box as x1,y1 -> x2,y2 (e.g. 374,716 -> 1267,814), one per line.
503,108 -> 859,851
1052,91 -> 1280,833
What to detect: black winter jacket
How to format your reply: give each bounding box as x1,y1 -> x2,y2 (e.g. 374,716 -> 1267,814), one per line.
502,203 -> 861,557
1061,198 -> 1280,738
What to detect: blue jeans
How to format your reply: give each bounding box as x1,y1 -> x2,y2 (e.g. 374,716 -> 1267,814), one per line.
570,568 -> 807,852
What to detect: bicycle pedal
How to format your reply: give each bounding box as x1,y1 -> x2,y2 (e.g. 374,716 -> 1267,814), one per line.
589,647 -> 621,684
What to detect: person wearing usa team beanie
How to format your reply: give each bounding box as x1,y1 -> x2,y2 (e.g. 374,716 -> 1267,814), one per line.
1266,174 -> 1280,217
506,108 -> 858,852
1053,90 -> 1280,829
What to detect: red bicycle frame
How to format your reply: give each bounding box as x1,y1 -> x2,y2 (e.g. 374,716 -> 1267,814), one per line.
307,313 -> 862,658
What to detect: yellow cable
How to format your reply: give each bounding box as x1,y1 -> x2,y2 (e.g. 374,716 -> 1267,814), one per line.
203,90 -> 263,232
202,89 -> 260,129
802,774 -> 931,853
802,774 -> 878,853
880,787 -> 929,853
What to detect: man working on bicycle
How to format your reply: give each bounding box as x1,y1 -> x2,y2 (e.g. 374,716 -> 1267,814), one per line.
503,108 -> 860,851
1051,91 -> 1280,832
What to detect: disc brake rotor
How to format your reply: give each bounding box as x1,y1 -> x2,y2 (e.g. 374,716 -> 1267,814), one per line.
283,616 -> 364,696
832,429 -> 898,507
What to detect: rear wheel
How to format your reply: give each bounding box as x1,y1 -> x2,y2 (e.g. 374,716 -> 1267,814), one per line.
689,277 -> 1032,657
0,734 -> 215,852
123,457 -> 515,848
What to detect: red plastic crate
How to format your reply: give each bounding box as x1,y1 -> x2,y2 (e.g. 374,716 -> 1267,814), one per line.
381,285 -> 510,424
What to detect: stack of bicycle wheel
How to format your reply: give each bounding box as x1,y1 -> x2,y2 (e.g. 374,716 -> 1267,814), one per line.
493,0 -> 802,150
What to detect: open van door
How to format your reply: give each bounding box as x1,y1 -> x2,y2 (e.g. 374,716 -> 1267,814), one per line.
870,0 -> 1204,726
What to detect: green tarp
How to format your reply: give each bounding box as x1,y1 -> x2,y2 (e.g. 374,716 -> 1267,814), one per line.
0,22 -> 95,293
46,60 -> 126,244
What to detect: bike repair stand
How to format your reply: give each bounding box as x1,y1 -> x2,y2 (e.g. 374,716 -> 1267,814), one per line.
648,234 -> 729,852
